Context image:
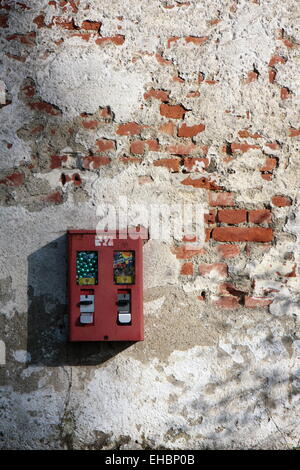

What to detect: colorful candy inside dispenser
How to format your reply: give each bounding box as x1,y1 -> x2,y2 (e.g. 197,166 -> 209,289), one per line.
76,251 -> 98,285
113,251 -> 135,285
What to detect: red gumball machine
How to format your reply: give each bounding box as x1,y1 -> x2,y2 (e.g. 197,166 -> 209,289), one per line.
67,230 -> 143,342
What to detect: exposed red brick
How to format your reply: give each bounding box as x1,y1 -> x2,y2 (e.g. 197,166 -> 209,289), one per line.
116,122 -> 142,136
82,156 -> 110,169
51,16 -> 77,30
119,156 -> 142,164
28,101 -> 61,115
214,296 -> 240,309
182,234 -> 197,242
50,155 -> 67,169
217,244 -> 241,259
167,143 -> 195,155
185,36 -> 209,45
265,142 -> 280,150
269,68 -> 277,83
6,32 -> 36,45
289,128 -> 300,137
43,191 -> 63,204
180,262 -> 193,275
16,2 -> 31,9
172,74 -> 185,83
248,209 -> 271,224
261,157 -> 277,172
209,192 -> 235,207
144,88 -> 170,102
71,32 -> 91,41
186,91 -> 200,98
212,227 -> 273,242
204,210 -> 216,224
160,103 -> 187,119
167,36 -> 179,48
268,55 -> 287,67
231,142 -> 260,153
0,13 -> 8,27
271,195 -> 292,207
30,124 -> 44,134
159,121 -> 175,136
153,158 -> 180,172
238,130 -> 262,139
5,53 -> 27,62
281,87 -> 290,100
183,157 -> 209,172
95,139 -> 115,152
95,35 -> 125,45
130,140 -> 145,155
0,172 -> 24,186
81,20 -> 101,31
261,173 -> 273,181
199,262 -> 228,278
217,209 -> 246,224
181,176 -> 221,190
219,282 -> 245,297
245,70 -> 258,83
33,14 -> 46,28
82,120 -> 98,129
171,246 -> 205,259
155,53 -> 173,66
244,296 -> 272,308
22,84 -> 35,98
177,123 -> 205,137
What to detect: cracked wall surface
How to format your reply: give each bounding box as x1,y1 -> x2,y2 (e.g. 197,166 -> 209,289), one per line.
1,0 -> 300,450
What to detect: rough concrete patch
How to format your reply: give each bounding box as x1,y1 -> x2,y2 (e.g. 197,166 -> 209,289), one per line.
143,240 -> 180,289
36,50 -> 149,121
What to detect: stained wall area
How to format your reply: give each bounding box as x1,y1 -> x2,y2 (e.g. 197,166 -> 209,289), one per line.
1,0 -> 300,450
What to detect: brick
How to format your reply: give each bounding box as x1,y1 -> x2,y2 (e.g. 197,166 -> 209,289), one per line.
217,209 -> 246,224
0,172 -> 24,186
33,14 -> 46,28
167,144 -> 195,155
268,55 -> 287,67
217,244 -> 241,259
177,123 -> 205,137
204,210 -> 216,224
81,120 -> 98,129
116,122 -> 142,136
231,142 -> 260,153
82,156 -> 110,169
261,157 -> 277,172
159,121 -> 175,136
6,32 -> 36,45
43,191 -> 63,204
153,158 -> 180,172
199,262 -> 228,279
271,195 -> 292,207
209,192 -> 235,207
95,35 -> 125,46
218,282 -> 245,297
181,176 -> 221,190
289,128 -> 300,137
244,296 -> 273,308
238,130 -> 262,139
281,87 -> 290,100
248,209 -> 271,224
180,262 -> 193,275
183,157 -> 209,172
81,20 -> 101,31
50,155 -> 67,169
95,139 -> 115,152
28,101 -> 61,115
144,89 -> 170,101
160,103 -> 186,119
52,17 -> 78,30
214,296 -> 240,309
268,69 -> 277,83
212,227 -> 273,242
0,13 -> 8,27
171,246 -> 205,259
245,70 -> 258,83
185,36 -> 209,45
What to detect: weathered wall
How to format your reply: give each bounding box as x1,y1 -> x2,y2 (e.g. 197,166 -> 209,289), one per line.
1,0 -> 300,450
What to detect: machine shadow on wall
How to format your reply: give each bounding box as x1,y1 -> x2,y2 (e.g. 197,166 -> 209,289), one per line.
27,234 -> 133,366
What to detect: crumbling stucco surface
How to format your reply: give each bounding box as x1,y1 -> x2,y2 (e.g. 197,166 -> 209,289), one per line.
1,0 -> 300,450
